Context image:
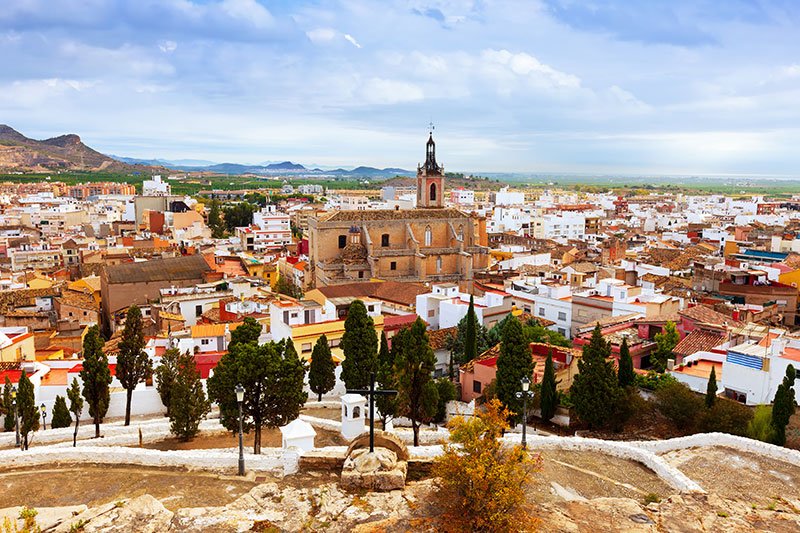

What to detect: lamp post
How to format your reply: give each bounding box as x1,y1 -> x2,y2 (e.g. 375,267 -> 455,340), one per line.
11,388 -> 19,449
235,384 -> 245,476
515,376 -> 533,450
40,403 -> 47,431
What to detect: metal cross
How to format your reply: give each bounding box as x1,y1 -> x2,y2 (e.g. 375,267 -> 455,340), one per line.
347,372 -> 397,453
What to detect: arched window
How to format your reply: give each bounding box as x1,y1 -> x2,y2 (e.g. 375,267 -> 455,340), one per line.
425,226 -> 432,246
430,182 -> 437,202
457,224 -> 464,241
436,256 -> 443,272
353,406 -> 361,418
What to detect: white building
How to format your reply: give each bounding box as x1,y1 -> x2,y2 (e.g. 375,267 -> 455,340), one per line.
142,175 -> 171,196
415,283 -> 511,331
531,213 -> 586,241
492,187 -> 525,206
507,279 -> 572,338
450,188 -> 475,206
238,206 -> 292,252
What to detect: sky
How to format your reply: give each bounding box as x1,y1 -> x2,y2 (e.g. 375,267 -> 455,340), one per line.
1,0 -> 800,175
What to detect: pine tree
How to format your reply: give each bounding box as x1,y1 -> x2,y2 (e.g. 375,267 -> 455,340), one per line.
309,334 -> 335,402
169,350 -> 210,441
444,313 -> 490,377
67,378 -> 83,447
49,396 -> 70,429
652,321 -> 680,372
340,300 -> 378,390
570,324 -> 623,429
375,331 -> 397,426
80,325 -> 112,438
540,350 -> 558,422
229,317 -> 262,349
394,318 -> 438,446
17,372 -> 38,450
155,348 -> 181,416
117,305 -> 152,426
434,377 -> 457,423
2,377 -> 13,432
208,340 -> 306,454
705,366 -> 718,408
770,364 -> 796,446
617,336 -> 635,388
495,317 -> 534,424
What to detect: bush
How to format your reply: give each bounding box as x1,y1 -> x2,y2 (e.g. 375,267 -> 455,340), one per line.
655,381 -> 703,431
50,395 -> 72,429
434,378 -> 457,423
612,387 -> 652,432
477,379 -> 497,405
635,371 -> 678,391
748,405 -> 774,442
432,399 -> 541,532
698,398 -> 752,436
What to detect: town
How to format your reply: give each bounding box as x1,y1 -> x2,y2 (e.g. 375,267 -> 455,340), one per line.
0,131 -> 798,531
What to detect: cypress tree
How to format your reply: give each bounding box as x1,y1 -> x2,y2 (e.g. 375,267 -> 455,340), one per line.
67,378 -> 83,447
705,366 -> 718,408
340,300 -> 378,390
618,336 -> 635,388
464,295 -> 478,365
495,317 -> 534,424
17,372 -> 38,449
394,318 -> 438,446
155,348 -> 181,417
50,395 -> 72,429
309,334 -> 335,402
117,305 -> 152,426
169,350 -> 210,441
80,325 -> 112,438
540,350 -> 558,422
652,321 -> 680,372
229,317 -> 262,349
770,364 -> 796,446
570,324 -> 622,429
2,377 -> 13,432
376,331 -> 397,426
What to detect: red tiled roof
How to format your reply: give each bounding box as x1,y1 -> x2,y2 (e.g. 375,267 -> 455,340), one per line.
383,314 -> 419,331
679,305 -> 740,327
0,370 -> 23,384
69,363 -> 116,376
427,326 -> 457,350
673,329 -> 726,357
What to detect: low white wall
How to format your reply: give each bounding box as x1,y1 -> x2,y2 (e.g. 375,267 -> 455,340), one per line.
0,445 -> 291,476
630,432 -> 800,467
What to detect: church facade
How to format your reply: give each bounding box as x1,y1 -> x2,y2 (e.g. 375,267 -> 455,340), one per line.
308,134 -> 489,287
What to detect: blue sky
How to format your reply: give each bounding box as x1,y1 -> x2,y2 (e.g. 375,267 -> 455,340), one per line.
1,0 -> 799,175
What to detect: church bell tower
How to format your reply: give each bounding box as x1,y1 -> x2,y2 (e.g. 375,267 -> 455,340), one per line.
417,132 -> 444,208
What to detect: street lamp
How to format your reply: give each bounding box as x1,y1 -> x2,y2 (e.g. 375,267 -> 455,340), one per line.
40,403 -> 47,431
235,384 -> 245,476
515,376 -> 533,450
11,388 -> 19,449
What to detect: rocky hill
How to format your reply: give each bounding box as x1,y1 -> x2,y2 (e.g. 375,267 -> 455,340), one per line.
0,125 -> 160,173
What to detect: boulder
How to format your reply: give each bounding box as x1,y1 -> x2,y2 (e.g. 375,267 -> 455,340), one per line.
341,447 -> 408,491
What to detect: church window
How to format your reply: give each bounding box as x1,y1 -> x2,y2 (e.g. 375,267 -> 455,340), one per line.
358,271 -> 364,279
425,226 -> 432,246
458,225 -> 464,241
436,256 -> 442,272
381,233 -> 390,247
390,261 -> 397,270
338,235 -> 347,248
430,183 -> 437,202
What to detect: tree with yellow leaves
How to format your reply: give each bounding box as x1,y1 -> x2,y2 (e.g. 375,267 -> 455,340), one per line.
432,399 -> 541,532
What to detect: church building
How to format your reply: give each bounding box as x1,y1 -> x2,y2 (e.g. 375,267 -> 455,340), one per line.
308,134 -> 489,287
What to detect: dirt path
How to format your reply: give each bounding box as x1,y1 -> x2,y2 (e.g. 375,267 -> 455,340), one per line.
662,446 -> 800,506
142,426 -> 348,451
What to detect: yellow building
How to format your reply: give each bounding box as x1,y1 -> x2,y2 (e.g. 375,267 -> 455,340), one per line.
0,327 -> 36,363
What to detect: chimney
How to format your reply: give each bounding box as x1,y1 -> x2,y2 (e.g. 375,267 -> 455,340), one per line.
667,358 -> 675,371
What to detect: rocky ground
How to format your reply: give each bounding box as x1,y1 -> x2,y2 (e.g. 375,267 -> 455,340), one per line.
1,446 -> 799,532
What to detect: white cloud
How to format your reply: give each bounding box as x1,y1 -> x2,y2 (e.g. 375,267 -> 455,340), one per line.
343,34 -> 362,49
158,40 -> 178,54
306,28 -> 337,43
218,0 -> 274,30
480,49 -> 581,89
361,78 -> 424,104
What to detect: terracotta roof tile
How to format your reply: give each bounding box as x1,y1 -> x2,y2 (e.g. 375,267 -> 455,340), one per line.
673,329 -> 726,357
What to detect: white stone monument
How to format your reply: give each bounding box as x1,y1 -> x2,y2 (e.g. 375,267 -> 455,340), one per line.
280,419 -> 317,453
340,393 -> 367,440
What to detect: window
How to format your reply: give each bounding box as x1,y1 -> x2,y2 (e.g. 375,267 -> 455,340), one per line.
425,226 -> 432,246
390,261 -> 397,270
368,305 -> 375,313
201,339 -> 209,345
523,305 -> 531,313
301,343 -> 312,353
558,311 -> 567,321
558,327 -> 567,336
430,182 -> 437,202
329,338 -> 341,348
428,309 -> 436,318
436,256 -> 442,273
381,233 -> 390,247
358,271 -> 364,279
539,307 -> 545,316
473,381 -> 482,393
195,305 -> 203,317
338,235 -> 347,248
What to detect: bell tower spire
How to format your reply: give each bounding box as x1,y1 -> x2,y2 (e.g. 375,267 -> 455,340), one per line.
417,127 -> 444,208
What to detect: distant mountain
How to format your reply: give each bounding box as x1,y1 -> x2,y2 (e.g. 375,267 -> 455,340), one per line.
111,155 -> 217,167
0,125 -> 163,173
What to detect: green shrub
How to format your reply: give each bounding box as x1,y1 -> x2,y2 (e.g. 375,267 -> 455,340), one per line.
698,397 -> 752,436
655,381 -> 703,431
635,371 -> 678,391
747,405 -> 774,442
